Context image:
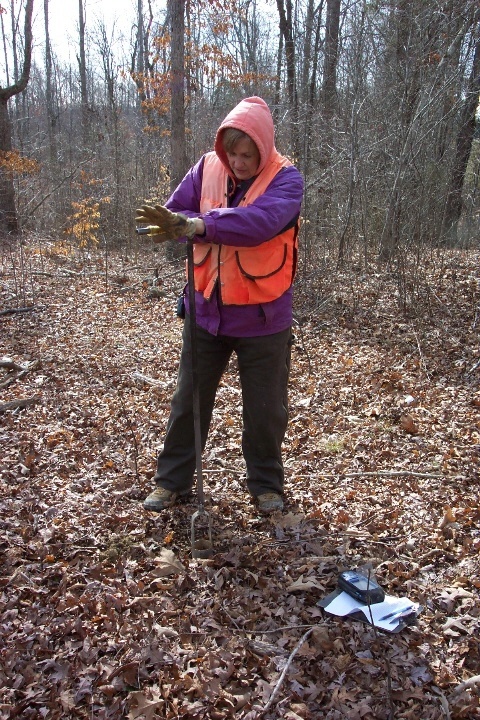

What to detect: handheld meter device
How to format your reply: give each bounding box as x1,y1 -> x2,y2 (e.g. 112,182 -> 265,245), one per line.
337,569 -> 385,604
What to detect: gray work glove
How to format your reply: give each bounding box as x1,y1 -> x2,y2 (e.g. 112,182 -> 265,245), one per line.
135,204 -> 197,241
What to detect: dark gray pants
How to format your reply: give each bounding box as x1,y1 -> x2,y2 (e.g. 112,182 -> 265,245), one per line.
154,317 -> 292,497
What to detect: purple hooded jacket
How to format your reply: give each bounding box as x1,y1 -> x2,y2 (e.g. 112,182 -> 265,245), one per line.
166,97 -> 304,337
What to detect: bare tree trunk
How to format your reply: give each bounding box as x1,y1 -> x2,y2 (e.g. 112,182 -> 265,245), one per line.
276,0 -> 299,157
1,10 -> 10,86
166,0 -> 187,260
9,0 -> 20,122
337,3 -> 367,265
0,99 -> 17,232
44,0 -> 57,163
96,22 -> 122,235
300,0 -> 315,107
169,0 -> 187,191
316,0 -> 340,251
133,0 -> 147,105
0,0 -> 33,234
130,0 -> 158,129
78,0 -> 89,144
309,5 -> 323,107
322,0 -> 340,110
273,31 -> 284,123
299,0 -> 323,154
442,32 -> 480,244
378,0 -> 420,262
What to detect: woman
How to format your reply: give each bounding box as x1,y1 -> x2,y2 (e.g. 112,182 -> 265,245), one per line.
136,96 -> 303,513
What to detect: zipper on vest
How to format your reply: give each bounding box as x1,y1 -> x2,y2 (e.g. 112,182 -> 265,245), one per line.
217,245 -> 224,299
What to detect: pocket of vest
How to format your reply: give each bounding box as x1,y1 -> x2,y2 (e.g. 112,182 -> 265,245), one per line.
193,245 -> 212,267
235,243 -> 288,280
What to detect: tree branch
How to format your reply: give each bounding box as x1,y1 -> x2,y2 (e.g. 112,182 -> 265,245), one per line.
260,626 -> 314,715
0,396 -> 40,413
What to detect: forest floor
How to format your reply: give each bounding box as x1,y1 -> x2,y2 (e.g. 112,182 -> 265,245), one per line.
1,238 -> 479,720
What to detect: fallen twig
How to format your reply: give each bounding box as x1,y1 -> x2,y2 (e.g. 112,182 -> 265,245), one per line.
0,305 -> 38,316
66,548 -> 98,560
248,639 -> 289,657
452,674 -> 480,695
0,357 -> 24,372
117,391 -> 140,481
0,358 -> 41,390
292,317 -> 313,376
466,358 -> 480,375
418,548 -> 448,562
412,328 -> 431,379
260,626 -> 314,715
0,396 -> 41,412
432,686 -> 452,719
242,623 -> 314,635
297,470 -> 446,480
132,371 -> 166,387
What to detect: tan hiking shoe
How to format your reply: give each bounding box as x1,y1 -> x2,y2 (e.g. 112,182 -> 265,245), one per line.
143,486 -> 178,512
257,492 -> 284,513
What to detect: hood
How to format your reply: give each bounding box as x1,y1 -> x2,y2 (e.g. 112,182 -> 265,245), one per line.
214,96 -> 276,177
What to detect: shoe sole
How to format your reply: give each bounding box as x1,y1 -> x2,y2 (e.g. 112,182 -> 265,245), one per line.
143,501 -> 175,512
258,503 -> 284,513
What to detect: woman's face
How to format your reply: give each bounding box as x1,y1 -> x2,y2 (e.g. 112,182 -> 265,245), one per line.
226,136 -> 260,180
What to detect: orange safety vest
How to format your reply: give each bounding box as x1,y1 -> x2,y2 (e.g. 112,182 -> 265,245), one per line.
193,152 -> 299,305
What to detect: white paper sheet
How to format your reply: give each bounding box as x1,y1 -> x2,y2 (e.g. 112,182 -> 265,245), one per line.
323,591 -> 420,631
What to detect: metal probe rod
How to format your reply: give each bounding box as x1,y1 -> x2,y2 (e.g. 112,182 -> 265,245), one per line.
135,226 -> 161,235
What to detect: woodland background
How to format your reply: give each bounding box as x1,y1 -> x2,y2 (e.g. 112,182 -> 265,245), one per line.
1,1 -> 480,719
0,0 -> 479,263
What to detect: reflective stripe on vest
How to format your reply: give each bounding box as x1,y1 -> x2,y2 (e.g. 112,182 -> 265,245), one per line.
193,151 -> 299,305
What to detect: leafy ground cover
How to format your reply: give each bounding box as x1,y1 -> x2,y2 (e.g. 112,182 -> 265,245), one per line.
1,240 -> 479,719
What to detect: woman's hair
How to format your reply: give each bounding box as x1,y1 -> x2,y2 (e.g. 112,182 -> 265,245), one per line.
222,128 -> 255,153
